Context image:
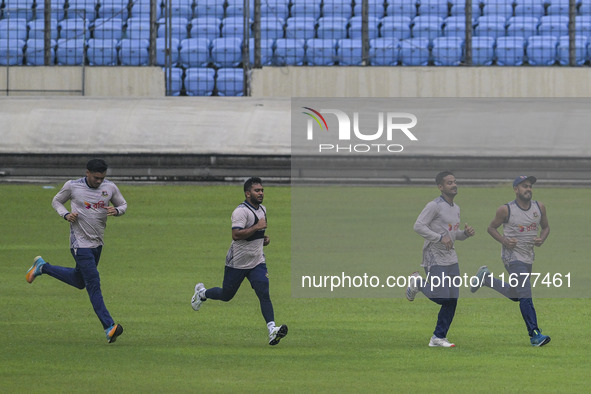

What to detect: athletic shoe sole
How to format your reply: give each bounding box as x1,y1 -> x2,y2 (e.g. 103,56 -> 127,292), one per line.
269,324 -> 288,346
532,336 -> 551,347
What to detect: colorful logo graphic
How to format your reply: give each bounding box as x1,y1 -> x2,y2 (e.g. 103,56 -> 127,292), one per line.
302,107 -> 328,132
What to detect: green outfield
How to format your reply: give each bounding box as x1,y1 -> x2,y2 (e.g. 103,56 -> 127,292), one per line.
1,183 -> 590,392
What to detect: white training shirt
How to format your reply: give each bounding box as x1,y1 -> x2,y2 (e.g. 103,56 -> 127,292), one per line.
501,200 -> 542,265
414,195 -> 469,268
225,201 -> 266,269
52,177 -> 127,248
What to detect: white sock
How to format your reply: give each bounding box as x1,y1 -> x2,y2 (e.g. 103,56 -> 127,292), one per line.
199,288 -> 206,300
267,321 -> 276,334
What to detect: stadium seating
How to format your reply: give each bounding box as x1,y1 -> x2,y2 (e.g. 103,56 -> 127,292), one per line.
556,35 -> 588,66
92,18 -> 124,40
211,36 -> 242,67
167,67 -> 184,95
259,17 -> 285,40
337,38 -> 363,65
348,16 -> 379,39
481,1 -> 514,19
273,38 -> 306,65
184,67 -> 216,95
157,17 -> 189,39
118,38 -> 150,65
537,15 -> 569,37
67,0 -> 98,21
380,16 -> 412,40
353,0 -> 385,18
221,16 -> 252,38
34,0 -> 66,21
443,21 -> 467,37
59,18 -> 91,40
0,38 -> 25,65
526,35 -> 558,65
386,0 -> 418,18
431,36 -> 464,65
290,0 -> 322,19
449,0 -> 481,17
260,1 -> 289,20
156,37 -> 180,66
322,0 -> 353,19
3,0 -> 35,21
99,0 -> 129,19
161,0 -> 195,19
193,0 -> 225,19
179,37 -> 210,67
25,38 -> 56,65
87,38 -> 119,65
0,18 -> 28,40
411,15 -> 444,41
399,37 -> 430,65
56,38 -> 85,65
316,17 -> 348,40
216,67 -> 244,96
495,36 -> 526,66
126,18 -> 151,40
285,17 -> 316,40
306,38 -> 337,65
547,0 -> 572,15
129,0 -> 162,19
369,37 -> 400,66
514,0 -> 545,18
471,36 -> 495,65
418,0 -> 450,18
190,17 -> 221,40
248,38 -> 274,66
506,18 -> 539,39
28,19 -> 58,40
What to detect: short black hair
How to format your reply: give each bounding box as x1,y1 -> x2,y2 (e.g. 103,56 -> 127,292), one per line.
87,159 -> 108,173
244,177 -> 263,192
435,171 -> 455,185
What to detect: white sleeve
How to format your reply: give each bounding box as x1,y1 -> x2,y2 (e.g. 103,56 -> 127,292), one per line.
111,184 -> 127,216
414,202 -> 443,242
51,181 -> 72,218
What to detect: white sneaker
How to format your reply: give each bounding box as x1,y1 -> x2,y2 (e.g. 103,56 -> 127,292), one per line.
191,283 -> 206,311
269,324 -> 288,346
429,336 -> 455,348
406,271 -> 421,301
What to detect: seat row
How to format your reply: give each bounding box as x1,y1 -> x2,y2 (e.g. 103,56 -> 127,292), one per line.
167,66 -> 242,95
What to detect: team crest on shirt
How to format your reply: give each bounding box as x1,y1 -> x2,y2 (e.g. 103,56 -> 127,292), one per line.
533,212 -> 539,218
102,191 -> 108,197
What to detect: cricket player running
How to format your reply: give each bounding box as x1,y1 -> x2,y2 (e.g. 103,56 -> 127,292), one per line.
471,175 -> 551,347
26,159 -> 127,343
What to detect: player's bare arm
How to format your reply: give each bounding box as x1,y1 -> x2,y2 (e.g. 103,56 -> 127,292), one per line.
488,205 -> 517,249
534,202 -> 550,247
463,223 -> 475,237
232,217 -> 267,241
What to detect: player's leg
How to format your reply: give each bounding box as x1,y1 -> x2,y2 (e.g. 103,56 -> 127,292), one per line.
423,264 -> 459,347
74,247 -> 115,329
204,266 -> 246,302
28,254 -> 85,289
247,263 -> 288,345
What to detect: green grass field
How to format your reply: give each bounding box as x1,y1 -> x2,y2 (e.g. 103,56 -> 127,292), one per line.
2,183 -> 590,393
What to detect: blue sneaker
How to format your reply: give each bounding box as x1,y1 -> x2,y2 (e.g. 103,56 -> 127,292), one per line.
106,324 -> 124,343
470,265 -> 491,293
530,329 -> 551,347
26,256 -> 47,283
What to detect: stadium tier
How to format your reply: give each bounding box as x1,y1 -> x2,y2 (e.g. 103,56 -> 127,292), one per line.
0,0 -> 590,95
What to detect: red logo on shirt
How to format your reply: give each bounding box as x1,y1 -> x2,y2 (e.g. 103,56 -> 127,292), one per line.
84,201 -> 105,209
518,223 -> 537,232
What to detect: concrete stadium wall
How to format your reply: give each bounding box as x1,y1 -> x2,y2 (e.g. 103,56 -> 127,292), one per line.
251,67 -> 591,97
0,67 -> 165,96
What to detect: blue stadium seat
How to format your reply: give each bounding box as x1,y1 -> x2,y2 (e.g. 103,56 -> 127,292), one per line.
216,68 -> 244,96
285,17 -> 316,40
99,0 -> 129,19
337,38 -> 363,65
443,21 -> 467,37
25,38 -> 56,65
481,2 -> 514,18
3,0 -> 35,21
575,16 -> 591,37
156,37 -> 180,66
556,35 -> 588,65
67,0 -> 98,21
537,15 -> 568,37
261,1 -> 289,20
161,0 -> 195,19
0,18 -> 28,40
526,35 -> 558,65
190,17 -> 221,40
92,18 -> 123,40
56,38 -> 85,65
477,14 -> 508,25
306,38 -> 337,65
130,0 -> 162,19
126,17 -> 151,40
273,38 -> 306,65
399,37 -> 430,65
248,37 -> 274,66
87,38 -> 119,65
34,0 -> 66,21
471,36 -> 495,65
579,2 -> 591,15
546,0 -> 572,15
226,0 -> 255,17
180,37 -> 210,67
59,18 -> 91,40
411,15 -> 444,41
316,16 -> 348,40
185,67 -> 216,95
260,16 -> 285,40
353,0 -> 386,18
432,36 -> 463,65
449,0 -> 481,17
167,67 -> 184,96
506,17 -> 539,39
475,21 -> 506,38
369,37 -> 400,65
193,0 -> 224,19
157,17 -> 189,39
221,16 -> 252,38
118,38 -> 150,65
322,0 -> 353,19
348,16 -> 380,39
495,36 -> 526,65
514,0 -> 545,18
380,16 -> 412,39
417,0 -> 449,18
386,0 -> 417,17
0,38 -> 25,65
211,36 -> 242,67
290,0 -> 322,19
